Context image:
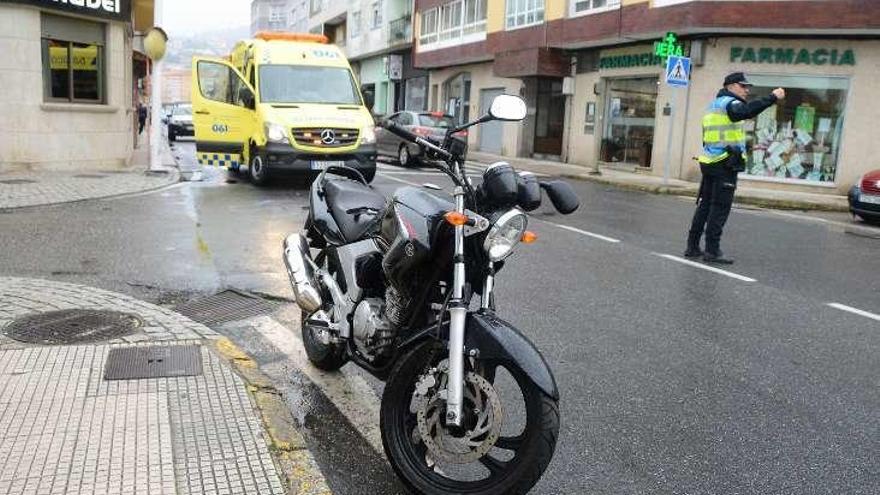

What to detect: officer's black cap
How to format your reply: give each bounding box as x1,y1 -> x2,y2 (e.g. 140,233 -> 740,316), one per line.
723,72 -> 753,87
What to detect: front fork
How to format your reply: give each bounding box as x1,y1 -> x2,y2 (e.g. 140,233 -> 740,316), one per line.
445,170 -> 495,427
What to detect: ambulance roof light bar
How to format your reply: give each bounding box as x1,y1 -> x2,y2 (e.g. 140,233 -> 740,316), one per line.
254,31 -> 329,44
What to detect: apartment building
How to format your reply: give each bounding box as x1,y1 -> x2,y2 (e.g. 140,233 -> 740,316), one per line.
251,0 -> 292,35
413,0 -> 880,195
346,0 -> 428,116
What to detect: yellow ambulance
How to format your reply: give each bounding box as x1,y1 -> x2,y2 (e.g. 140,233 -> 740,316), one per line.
191,32 -> 377,185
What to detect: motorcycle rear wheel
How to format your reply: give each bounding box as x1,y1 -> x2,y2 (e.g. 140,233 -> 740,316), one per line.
380,340 -> 559,495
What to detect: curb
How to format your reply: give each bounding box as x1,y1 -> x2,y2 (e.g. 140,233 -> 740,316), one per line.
468,155 -> 849,213
212,337 -> 332,495
559,171 -> 850,212
0,168 -> 182,212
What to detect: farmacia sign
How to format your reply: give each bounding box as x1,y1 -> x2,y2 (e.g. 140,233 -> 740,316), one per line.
730,46 -> 855,66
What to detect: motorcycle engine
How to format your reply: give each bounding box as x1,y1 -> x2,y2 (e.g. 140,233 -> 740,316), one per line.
352,298 -> 395,360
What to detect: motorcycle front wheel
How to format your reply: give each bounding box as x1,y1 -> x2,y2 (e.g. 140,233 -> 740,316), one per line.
380,340 -> 559,495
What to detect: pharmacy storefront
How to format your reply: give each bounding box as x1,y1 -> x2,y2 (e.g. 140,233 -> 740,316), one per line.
0,0 -> 141,172
682,38 -> 877,194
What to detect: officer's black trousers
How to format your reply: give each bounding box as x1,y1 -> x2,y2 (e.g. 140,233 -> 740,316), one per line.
688,163 -> 738,254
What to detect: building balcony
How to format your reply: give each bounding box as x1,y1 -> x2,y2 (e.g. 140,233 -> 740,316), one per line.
388,15 -> 412,46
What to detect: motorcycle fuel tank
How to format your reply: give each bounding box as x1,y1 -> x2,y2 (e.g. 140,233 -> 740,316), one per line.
380,187 -> 454,295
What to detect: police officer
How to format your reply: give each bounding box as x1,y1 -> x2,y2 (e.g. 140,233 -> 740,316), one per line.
685,73 -> 785,264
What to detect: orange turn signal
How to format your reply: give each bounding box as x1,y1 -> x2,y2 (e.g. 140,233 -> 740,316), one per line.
444,211 -> 469,226
521,231 -> 538,244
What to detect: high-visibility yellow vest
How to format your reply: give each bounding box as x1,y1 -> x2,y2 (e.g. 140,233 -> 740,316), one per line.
698,95 -> 747,165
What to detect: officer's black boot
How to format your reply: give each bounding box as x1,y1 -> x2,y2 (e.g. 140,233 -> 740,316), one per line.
683,234 -> 703,258
703,249 -> 734,264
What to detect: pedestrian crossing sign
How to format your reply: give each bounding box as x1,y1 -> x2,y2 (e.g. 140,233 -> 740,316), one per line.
665,56 -> 691,87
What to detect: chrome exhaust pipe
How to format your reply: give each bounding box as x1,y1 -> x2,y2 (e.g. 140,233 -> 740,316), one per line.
283,233 -> 322,313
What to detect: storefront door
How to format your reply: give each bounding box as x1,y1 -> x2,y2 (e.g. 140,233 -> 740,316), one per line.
600,77 -> 658,168
479,88 -> 505,154
534,78 -> 565,156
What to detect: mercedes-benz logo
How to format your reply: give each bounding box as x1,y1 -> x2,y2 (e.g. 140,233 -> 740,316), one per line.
320,129 -> 336,145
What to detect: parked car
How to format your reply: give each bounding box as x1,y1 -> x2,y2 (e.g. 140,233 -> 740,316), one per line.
848,169 -> 880,225
375,111 -> 466,166
167,103 -> 193,142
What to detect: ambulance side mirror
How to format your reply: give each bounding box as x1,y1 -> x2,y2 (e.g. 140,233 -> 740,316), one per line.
362,87 -> 375,111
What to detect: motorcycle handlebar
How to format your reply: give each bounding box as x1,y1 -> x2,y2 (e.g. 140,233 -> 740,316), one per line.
382,121 -> 451,160
384,121 -> 419,142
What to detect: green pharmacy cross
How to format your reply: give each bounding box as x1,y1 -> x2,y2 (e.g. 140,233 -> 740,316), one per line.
654,32 -> 684,60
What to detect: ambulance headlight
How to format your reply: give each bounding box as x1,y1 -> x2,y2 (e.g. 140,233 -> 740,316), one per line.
265,122 -> 289,144
361,126 -> 376,145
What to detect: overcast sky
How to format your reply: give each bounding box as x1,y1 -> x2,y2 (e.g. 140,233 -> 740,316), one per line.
163,0 -> 251,36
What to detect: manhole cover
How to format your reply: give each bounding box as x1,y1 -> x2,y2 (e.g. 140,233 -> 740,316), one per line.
174,289 -> 279,326
104,344 -> 202,380
0,179 -> 37,185
73,174 -> 107,179
3,310 -> 143,345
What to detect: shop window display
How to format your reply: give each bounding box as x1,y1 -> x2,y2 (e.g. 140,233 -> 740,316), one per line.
601,77 -> 658,167
744,75 -> 848,184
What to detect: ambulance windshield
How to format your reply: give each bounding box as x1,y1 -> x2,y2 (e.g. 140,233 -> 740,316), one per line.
259,66 -> 361,105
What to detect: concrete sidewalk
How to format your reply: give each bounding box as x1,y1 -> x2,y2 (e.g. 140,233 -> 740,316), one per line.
467,151 -> 850,212
0,135 -> 180,210
0,277 -> 329,495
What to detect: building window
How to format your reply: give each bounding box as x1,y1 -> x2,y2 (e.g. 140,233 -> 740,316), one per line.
420,0 -> 486,48
270,7 -> 286,24
41,14 -> 105,104
310,0 -> 323,15
572,0 -> 620,15
419,8 -> 439,45
371,1 -> 383,29
743,75 -> 849,185
439,1 -> 463,41
350,11 -> 361,38
463,0 -> 487,35
506,0 -> 544,29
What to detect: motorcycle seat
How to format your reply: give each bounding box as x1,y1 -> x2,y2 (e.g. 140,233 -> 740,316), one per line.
323,178 -> 386,242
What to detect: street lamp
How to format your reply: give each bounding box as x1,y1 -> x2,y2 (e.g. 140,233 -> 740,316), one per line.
145,1 -> 167,173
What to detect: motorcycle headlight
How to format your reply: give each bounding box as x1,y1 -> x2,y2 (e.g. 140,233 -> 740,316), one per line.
361,126 -> 376,145
483,209 -> 528,262
264,122 -> 289,144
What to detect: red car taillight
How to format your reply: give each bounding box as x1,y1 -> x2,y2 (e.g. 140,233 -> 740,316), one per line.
413,126 -> 431,136
862,176 -> 880,195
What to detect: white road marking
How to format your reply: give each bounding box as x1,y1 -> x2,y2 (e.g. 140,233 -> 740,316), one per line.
827,303 -> 880,322
251,315 -> 386,456
377,174 -> 426,188
541,221 -> 621,243
653,253 -> 757,283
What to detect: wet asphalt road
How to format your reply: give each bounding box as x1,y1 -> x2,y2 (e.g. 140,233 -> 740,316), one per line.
1,138 -> 878,494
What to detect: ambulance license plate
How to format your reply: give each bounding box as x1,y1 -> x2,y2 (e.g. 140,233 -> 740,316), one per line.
311,161 -> 344,170
860,193 -> 880,205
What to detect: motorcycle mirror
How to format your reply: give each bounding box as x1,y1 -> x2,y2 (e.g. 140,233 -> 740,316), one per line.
488,94 -> 527,122
422,183 -> 442,191
539,180 -> 580,214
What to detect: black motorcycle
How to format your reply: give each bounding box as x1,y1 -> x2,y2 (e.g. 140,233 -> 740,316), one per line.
283,94 -> 579,494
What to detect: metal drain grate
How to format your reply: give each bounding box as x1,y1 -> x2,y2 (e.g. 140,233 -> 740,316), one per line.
104,344 -> 202,380
3,310 -> 143,345
0,179 -> 37,185
73,174 -> 107,179
174,289 -> 279,326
